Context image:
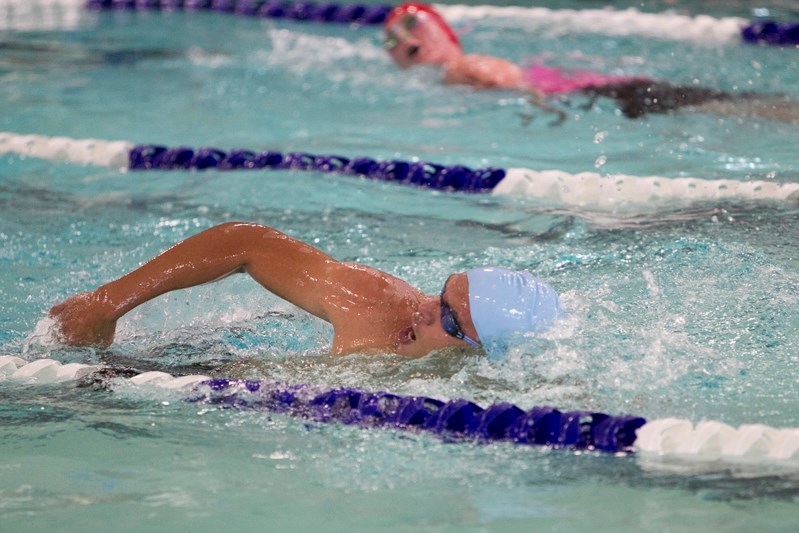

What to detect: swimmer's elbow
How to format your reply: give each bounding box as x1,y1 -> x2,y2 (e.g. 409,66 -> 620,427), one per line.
214,222 -> 289,260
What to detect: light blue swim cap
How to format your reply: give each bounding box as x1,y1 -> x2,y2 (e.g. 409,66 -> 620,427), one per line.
467,267 -> 561,359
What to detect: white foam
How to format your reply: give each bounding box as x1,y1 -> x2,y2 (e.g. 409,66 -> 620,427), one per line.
22,316 -> 64,352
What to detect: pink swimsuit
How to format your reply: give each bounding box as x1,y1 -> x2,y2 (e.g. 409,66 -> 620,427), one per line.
525,64 -> 649,95
522,64 -> 738,119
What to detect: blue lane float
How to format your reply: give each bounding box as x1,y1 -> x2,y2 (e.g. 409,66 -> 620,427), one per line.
85,0 -> 393,24
742,20 -> 799,45
128,144 -> 506,193
193,378 -> 646,452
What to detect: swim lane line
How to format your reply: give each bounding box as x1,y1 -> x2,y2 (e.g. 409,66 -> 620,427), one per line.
2,132 -> 798,211
2,0 -> 798,46
2,355 -> 799,461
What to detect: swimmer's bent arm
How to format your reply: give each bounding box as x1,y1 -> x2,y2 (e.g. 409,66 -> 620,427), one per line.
49,222 -> 344,347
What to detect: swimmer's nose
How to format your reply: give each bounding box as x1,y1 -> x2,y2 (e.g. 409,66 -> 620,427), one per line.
406,45 -> 420,59
415,299 -> 438,326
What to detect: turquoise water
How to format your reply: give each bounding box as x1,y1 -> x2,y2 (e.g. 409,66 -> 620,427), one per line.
2,2 -> 799,531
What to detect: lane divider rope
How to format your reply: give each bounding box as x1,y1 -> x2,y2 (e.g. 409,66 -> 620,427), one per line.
3,355 -> 799,460
2,0 -> 798,46
2,131 -> 798,210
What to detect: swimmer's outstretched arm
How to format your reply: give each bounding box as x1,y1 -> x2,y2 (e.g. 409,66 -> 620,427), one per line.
48,222 -> 353,347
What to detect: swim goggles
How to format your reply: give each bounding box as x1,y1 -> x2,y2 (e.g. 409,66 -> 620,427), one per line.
383,14 -> 417,51
440,291 -> 481,347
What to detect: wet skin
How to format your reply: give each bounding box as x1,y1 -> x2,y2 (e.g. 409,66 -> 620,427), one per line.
385,11 -> 529,91
384,4 -> 799,123
49,222 -> 479,357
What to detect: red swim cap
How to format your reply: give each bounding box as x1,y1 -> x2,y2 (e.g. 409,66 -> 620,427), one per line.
384,2 -> 461,49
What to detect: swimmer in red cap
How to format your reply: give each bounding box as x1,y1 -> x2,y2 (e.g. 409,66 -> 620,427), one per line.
384,2 -> 530,91
384,2 -> 799,123
49,222 -> 560,359
384,2 -> 570,122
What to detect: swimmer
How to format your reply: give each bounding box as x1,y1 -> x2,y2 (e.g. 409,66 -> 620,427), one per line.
48,222 -> 560,358
384,2 -> 799,123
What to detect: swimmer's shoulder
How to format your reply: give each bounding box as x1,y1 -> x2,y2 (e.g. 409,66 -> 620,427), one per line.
338,262 -> 419,294
444,54 -> 524,89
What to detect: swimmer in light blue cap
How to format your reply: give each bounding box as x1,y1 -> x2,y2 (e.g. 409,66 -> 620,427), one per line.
49,222 -> 560,359
465,267 -> 561,359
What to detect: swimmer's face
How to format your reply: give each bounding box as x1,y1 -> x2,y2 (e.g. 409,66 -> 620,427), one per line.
395,273 -> 481,358
384,12 -> 462,69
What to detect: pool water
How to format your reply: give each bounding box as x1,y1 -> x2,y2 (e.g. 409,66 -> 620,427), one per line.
2,2 -> 799,530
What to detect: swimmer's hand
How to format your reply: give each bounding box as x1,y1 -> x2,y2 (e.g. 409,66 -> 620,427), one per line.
527,93 -> 567,127
48,291 -> 117,348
